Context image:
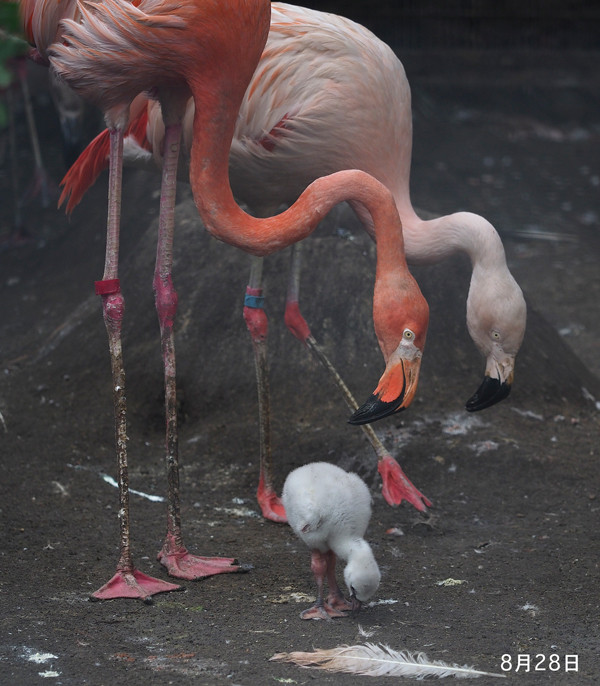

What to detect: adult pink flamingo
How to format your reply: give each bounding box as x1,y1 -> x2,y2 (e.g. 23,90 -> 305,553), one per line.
20,0 -> 200,601
59,3 -> 526,520
44,0 -> 429,601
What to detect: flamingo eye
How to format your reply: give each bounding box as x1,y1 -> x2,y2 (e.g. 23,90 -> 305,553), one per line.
403,329 -> 414,341
492,330 -> 501,340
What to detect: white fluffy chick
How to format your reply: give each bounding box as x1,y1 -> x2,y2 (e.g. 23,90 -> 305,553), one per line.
282,462 -> 380,620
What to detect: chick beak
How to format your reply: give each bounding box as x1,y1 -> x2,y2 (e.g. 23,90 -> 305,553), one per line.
350,593 -> 362,617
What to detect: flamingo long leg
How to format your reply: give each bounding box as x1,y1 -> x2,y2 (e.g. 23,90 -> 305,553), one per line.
92,126 -> 181,602
153,120 -> 245,578
4,83 -> 26,244
243,256 -> 287,522
17,59 -> 51,209
284,243 -> 432,512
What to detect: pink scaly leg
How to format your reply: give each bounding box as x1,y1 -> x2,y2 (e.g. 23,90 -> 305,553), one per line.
300,550 -> 346,620
243,257 -> 286,523
153,116 -> 244,579
324,550 -> 353,613
92,119 -> 181,602
284,243 -> 431,512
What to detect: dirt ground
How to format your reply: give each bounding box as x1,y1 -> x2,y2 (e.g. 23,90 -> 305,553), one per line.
1,34 -> 599,686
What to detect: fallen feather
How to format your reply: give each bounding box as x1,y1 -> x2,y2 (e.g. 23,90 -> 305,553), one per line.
367,598 -> 399,607
214,506 -> 260,518
441,414 -> 483,436
511,408 -> 544,421
469,441 -> 499,455
27,652 -> 58,664
271,643 -> 506,679
521,603 -> 540,617
385,527 -> 405,537
67,463 -> 165,502
51,481 -> 69,497
358,625 -> 376,639
101,474 -> 164,502
581,386 -> 600,410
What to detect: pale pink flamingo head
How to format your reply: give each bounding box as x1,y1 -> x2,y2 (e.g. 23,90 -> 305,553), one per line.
465,266 -> 526,411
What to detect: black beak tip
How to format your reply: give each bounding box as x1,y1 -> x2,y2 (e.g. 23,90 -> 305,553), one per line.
466,377 -> 511,412
348,394 -> 405,426
348,592 -> 362,617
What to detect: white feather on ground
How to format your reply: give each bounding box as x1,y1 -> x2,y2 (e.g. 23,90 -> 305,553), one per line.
270,643 -> 506,679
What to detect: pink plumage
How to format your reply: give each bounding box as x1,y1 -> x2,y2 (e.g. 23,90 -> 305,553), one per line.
60,2 -> 525,410
24,0 -> 430,601
58,3 -> 525,523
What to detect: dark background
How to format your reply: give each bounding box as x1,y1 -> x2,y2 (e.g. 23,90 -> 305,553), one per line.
1,2 -> 599,684
302,0 -> 600,49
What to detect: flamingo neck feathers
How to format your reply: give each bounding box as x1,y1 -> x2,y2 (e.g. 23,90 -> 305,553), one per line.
330,534 -> 370,564
397,203 -> 510,274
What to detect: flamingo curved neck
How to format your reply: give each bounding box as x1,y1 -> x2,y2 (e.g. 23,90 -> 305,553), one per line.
396,201 -> 509,273
332,536 -> 371,565
331,536 -> 357,563
188,87 -> 409,269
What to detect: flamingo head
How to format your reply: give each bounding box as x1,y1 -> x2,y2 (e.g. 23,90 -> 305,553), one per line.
349,276 -> 429,425
343,543 -> 381,612
465,268 -> 526,411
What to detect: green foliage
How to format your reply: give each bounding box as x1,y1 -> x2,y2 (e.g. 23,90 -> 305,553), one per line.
0,2 -> 28,128
0,2 -> 22,35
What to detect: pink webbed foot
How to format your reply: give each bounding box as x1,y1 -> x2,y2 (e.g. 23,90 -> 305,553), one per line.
91,569 -> 182,603
326,590 -> 353,613
300,602 -> 348,621
378,454 -> 432,512
158,535 -> 248,580
257,479 -> 287,523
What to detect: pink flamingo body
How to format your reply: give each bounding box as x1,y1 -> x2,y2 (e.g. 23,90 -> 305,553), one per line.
160,3 -> 526,408
59,3 -> 525,518
27,0 -> 428,600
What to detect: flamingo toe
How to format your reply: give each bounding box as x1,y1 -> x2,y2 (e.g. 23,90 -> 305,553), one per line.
378,455 -> 431,511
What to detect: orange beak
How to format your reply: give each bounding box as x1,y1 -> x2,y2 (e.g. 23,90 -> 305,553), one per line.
348,356 -> 422,425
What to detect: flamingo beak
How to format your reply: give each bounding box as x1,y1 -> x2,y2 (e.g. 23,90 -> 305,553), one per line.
348,356 -> 422,425
466,375 -> 512,411
466,354 -> 515,412
350,593 -> 362,617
